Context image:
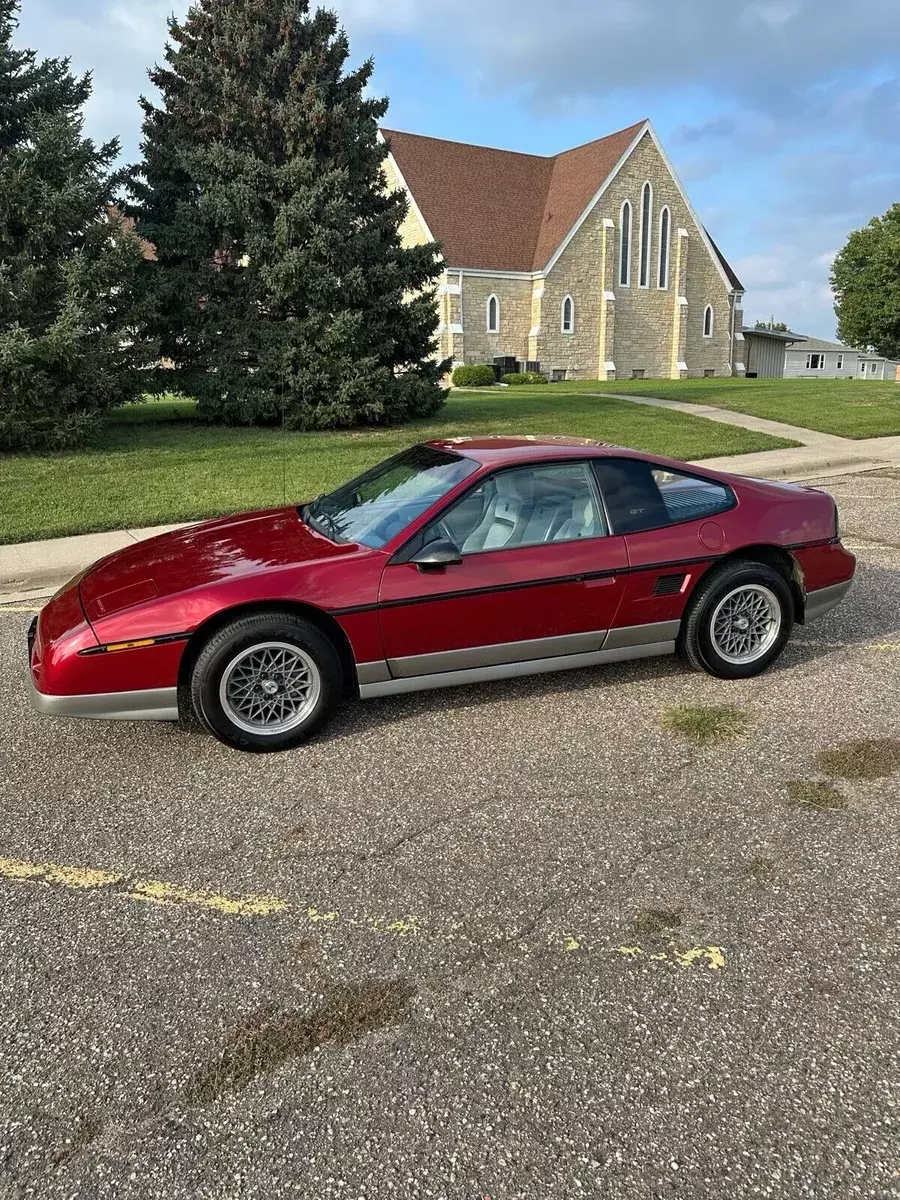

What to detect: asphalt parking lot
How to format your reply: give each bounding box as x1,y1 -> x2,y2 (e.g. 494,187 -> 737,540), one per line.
1,470 -> 899,1200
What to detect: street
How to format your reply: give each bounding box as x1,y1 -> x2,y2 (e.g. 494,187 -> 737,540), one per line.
1,470 -> 898,1199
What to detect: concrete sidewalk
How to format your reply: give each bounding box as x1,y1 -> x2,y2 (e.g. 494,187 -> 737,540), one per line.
0,523 -> 188,604
4,392 -> 900,603
594,391 -> 900,481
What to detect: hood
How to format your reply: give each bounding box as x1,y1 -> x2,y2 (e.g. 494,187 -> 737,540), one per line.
80,506 -> 352,621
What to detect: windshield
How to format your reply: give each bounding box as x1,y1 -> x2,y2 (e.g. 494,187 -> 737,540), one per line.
304,446 -> 478,549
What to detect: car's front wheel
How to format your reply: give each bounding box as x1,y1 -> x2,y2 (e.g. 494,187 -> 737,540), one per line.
679,559 -> 794,679
190,611 -> 342,752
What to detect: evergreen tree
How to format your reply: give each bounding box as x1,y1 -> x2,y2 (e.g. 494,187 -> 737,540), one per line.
129,0 -> 448,429
0,0 -> 149,451
832,204 -> 900,361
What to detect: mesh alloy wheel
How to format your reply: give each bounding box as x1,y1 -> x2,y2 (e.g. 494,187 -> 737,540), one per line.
709,584 -> 782,665
677,558 -> 794,680
219,641 -> 322,735
190,611 -> 342,752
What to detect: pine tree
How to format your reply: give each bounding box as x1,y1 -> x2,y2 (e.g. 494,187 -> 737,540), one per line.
0,0 -> 150,451
129,0 -> 448,429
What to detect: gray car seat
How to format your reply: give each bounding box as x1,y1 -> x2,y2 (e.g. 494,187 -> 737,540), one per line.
554,494 -> 602,542
517,492 -> 571,544
463,472 -> 535,552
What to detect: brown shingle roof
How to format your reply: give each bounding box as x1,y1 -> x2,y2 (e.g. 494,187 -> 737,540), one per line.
534,124 -> 648,271
383,121 -> 647,272
384,123 -> 744,291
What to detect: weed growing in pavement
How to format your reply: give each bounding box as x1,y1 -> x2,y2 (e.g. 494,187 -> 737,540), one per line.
817,738 -> 900,781
786,780 -> 847,812
183,980 -> 416,1104
660,704 -> 750,746
634,907 -> 683,936
744,856 -> 776,881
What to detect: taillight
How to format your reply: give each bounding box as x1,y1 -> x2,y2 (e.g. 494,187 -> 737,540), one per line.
834,499 -> 840,540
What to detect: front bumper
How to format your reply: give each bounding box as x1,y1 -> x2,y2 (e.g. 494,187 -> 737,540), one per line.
27,675 -> 180,722
804,578 -> 853,624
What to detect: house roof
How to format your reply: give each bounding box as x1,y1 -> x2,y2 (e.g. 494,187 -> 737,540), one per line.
108,206 -> 157,261
786,335 -> 849,352
743,327 -> 806,343
787,335 -> 898,363
386,120 -> 730,276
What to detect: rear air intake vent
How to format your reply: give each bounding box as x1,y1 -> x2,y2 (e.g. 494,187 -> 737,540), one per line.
653,573 -> 687,597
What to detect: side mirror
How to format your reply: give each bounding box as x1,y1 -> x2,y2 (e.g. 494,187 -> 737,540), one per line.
410,537 -> 463,572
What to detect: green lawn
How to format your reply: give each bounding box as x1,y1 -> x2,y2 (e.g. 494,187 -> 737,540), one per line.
566,377 -> 900,439
0,390 -> 793,545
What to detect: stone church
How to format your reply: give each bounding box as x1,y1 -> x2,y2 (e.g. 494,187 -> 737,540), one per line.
382,120 -> 746,382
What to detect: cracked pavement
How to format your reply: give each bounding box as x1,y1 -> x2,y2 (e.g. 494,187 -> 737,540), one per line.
0,470 -> 899,1198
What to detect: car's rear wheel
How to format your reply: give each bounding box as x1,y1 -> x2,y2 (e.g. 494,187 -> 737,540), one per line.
190,611 -> 342,752
678,559 -> 794,679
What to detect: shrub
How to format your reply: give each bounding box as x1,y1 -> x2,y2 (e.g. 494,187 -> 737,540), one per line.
501,371 -> 548,386
452,363 -> 496,388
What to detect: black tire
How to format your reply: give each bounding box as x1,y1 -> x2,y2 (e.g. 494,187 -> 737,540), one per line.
678,558 -> 794,679
190,611 -> 342,752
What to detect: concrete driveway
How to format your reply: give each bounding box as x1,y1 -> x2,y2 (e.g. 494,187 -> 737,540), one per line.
1,471 -> 898,1199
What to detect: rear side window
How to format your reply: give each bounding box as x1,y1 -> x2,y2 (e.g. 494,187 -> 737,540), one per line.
651,467 -> 734,524
593,459 -> 733,534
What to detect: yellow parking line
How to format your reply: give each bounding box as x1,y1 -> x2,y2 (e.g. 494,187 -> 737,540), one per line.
612,943 -> 727,969
0,855 -> 288,918
0,854 -> 729,965
0,854 -> 426,933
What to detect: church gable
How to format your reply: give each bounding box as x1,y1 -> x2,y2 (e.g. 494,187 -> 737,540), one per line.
384,122 -> 744,382
382,121 -> 647,272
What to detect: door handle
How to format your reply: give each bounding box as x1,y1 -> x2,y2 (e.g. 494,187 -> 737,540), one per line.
582,575 -> 618,588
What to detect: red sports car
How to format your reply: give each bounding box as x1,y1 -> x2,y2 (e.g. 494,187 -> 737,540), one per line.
28,436 -> 855,752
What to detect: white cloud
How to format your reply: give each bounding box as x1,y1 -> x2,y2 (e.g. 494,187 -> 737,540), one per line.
16,0 -> 189,152
332,0 -> 900,118
338,0 -> 417,32
736,238 -> 841,337
740,1 -> 803,31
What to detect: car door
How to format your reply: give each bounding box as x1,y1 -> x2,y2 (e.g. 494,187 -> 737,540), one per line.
378,460 -> 629,679
592,457 -> 737,641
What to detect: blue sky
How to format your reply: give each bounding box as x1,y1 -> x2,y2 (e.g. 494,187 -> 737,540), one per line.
17,0 -> 900,338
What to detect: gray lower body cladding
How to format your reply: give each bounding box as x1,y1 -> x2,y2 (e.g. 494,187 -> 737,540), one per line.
803,579 -> 853,624
357,621 -> 681,700
28,680 -> 180,722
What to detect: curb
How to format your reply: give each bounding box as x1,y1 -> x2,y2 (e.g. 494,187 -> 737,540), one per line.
699,454 -> 897,483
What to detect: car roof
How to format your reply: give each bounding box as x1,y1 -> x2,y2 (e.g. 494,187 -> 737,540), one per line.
425,435 -> 636,464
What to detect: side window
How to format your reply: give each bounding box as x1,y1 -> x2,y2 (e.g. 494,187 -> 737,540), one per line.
425,462 -> 607,554
651,467 -> 734,523
593,459 -> 670,534
593,459 -> 733,533
487,294 -> 500,333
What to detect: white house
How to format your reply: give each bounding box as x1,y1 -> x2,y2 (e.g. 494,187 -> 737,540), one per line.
783,336 -> 899,381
